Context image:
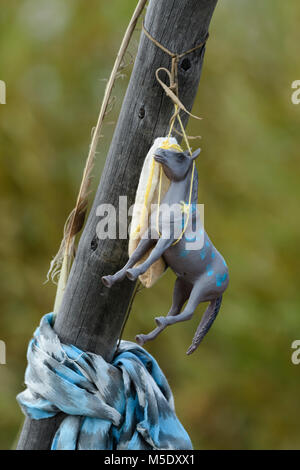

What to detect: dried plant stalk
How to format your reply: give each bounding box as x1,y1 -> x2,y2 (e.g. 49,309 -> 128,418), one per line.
48,0 -> 148,316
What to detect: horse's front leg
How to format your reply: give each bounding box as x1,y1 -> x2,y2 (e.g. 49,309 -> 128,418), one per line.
101,230 -> 154,287
126,236 -> 173,281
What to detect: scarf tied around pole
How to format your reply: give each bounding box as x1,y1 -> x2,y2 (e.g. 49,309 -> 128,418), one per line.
17,314 -> 193,450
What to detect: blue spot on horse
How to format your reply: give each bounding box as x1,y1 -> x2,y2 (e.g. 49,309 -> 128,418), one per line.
216,272 -> 228,287
206,264 -> 214,276
179,249 -> 189,258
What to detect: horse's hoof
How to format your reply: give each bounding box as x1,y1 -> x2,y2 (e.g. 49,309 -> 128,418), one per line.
186,344 -> 196,355
126,268 -> 138,281
135,334 -> 146,346
101,275 -> 113,288
155,316 -> 166,327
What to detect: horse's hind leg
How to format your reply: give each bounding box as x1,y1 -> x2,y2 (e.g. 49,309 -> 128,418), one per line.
136,278 -> 192,346
102,230 -> 155,287
155,280 -> 207,327
155,278 -> 223,354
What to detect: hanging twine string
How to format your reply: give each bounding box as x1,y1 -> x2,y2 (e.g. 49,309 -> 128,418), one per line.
142,23 -> 208,246
118,26 -> 209,341
118,24 -> 207,334
114,26 -> 208,342
117,278 -> 143,348
142,23 -> 208,127
156,121 -> 195,246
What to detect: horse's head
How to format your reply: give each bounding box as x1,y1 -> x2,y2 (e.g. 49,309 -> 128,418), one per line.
154,147 -> 200,182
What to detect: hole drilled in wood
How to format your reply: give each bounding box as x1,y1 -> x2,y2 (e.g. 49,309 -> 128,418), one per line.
91,237 -> 98,251
181,58 -> 191,71
138,106 -> 145,119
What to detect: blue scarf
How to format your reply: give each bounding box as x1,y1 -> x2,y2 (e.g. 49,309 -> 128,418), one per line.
17,314 -> 192,450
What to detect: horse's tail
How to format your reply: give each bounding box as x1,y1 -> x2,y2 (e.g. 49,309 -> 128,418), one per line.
186,295 -> 223,355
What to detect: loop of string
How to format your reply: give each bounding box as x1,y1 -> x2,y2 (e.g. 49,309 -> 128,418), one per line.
142,23 -> 207,246
156,110 -> 195,246
118,23 -> 207,339
142,23 -> 208,126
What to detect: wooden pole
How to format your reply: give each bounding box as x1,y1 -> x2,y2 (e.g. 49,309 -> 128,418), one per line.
17,0 -> 218,450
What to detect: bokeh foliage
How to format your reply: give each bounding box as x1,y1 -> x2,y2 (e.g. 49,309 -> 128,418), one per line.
0,0 -> 300,450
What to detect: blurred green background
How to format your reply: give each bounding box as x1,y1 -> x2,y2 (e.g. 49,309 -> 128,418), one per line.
1,0 -> 300,450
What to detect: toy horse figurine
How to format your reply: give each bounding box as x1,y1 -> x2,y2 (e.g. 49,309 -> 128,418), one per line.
102,147 -> 229,354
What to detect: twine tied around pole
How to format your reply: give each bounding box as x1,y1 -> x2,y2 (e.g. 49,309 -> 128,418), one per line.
142,23 -> 209,128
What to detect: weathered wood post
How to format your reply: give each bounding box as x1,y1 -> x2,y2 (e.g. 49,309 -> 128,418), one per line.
17,0 -> 218,450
